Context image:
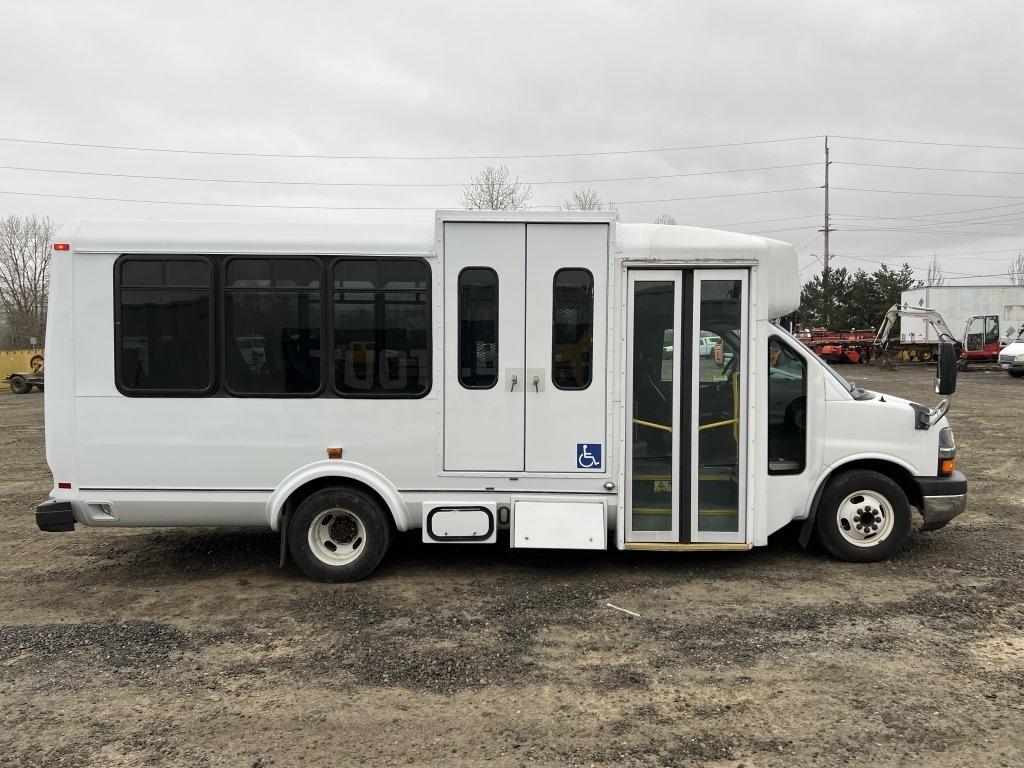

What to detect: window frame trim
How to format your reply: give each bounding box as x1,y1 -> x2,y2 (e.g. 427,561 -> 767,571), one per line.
456,265 -> 500,391
330,255 -> 433,400
113,254 -> 217,398
550,266 -> 594,391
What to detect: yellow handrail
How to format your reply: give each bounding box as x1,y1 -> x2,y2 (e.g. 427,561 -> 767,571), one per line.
632,418 -> 672,433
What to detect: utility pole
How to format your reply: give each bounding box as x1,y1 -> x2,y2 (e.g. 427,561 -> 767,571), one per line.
821,135 -> 831,274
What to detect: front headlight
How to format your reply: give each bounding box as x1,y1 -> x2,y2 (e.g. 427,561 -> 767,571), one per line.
1015,354 -> 1024,362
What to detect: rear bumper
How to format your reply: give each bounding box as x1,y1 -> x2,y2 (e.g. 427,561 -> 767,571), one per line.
36,500 -> 76,532
914,471 -> 967,532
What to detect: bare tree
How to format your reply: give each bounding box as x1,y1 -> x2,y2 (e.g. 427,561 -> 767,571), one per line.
1010,250 -> 1024,285
461,165 -> 532,210
653,213 -> 678,225
0,214 -> 54,348
926,255 -> 945,286
562,187 -> 618,218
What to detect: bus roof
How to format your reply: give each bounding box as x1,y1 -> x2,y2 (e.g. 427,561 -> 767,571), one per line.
59,214 -> 800,318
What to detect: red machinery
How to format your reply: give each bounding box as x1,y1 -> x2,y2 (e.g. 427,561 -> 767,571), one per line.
798,328 -> 876,364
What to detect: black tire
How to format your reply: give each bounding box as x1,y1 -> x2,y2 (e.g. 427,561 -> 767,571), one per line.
9,375 -> 30,395
814,470 -> 912,563
288,486 -> 391,582
1009,371 -> 1024,379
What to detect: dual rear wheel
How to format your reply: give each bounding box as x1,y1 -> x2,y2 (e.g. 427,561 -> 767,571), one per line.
288,487 -> 392,582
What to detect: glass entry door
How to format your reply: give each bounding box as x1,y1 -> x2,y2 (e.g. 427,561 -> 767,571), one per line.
625,269 -> 748,544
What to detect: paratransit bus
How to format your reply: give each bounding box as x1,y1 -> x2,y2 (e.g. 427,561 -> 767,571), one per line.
36,212 -> 967,581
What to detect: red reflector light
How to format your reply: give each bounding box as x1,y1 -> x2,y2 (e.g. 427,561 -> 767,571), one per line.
53,243 -> 70,251
58,482 -> 71,489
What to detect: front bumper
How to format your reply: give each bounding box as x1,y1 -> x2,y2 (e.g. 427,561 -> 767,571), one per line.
915,471 -> 967,531
36,500 -> 76,532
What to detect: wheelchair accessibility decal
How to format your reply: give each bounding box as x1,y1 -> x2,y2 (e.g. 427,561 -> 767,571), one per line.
576,443 -> 602,470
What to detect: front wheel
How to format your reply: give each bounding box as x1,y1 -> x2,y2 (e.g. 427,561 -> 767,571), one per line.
815,470 -> 912,562
1009,370 -> 1024,379
9,375 -> 30,394
288,486 -> 392,582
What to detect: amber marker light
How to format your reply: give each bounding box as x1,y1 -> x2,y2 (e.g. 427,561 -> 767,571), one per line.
327,447 -> 343,460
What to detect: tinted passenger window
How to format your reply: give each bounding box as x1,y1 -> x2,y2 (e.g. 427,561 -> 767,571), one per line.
117,258 -> 213,394
767,336 -> 807,474
334,259 -> 431,396
458,268 -> 499,389
225,258 -> 322,395
552,268 -> 593,389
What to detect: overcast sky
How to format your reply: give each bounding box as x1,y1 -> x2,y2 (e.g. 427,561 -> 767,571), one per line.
2,0 -> 1023,284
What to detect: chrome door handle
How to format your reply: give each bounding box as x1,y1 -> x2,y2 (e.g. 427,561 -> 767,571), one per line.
510,374 -> 518,392
532,375 -> 539,392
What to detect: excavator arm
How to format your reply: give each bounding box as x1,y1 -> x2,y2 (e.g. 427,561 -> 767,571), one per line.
872,305 -> 961,369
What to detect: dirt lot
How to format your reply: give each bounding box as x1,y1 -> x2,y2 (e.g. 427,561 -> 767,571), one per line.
1,367 -> 1021,768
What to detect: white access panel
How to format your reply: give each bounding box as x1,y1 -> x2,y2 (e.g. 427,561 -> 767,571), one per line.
443,223 -> 526,471
524,224 -> 609,472
511,500 -> 607,550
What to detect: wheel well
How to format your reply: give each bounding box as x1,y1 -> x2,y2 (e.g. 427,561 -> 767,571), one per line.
824,459 -> 924,512
282,477 -> 399,532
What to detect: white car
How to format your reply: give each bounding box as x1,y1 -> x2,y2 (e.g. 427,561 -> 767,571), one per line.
998,330 -> 1024,378
698,332 -> 719,357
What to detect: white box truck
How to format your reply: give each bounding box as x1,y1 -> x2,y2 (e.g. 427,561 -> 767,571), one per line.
36,212 -> 966,581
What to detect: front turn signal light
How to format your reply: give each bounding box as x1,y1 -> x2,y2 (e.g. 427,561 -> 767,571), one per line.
940,458 -> 956,476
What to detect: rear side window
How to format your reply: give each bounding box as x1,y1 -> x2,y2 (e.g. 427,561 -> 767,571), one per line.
334,258 -> 431,396
457,267 -> 499,389
224,258 -> 322,395
116,257 -> 214,394
551,268 -> 594,389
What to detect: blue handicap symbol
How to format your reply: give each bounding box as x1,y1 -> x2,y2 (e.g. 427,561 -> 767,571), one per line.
576,443 -> 602,470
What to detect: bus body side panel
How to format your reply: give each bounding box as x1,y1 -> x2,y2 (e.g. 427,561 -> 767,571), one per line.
43,226 -> 81,503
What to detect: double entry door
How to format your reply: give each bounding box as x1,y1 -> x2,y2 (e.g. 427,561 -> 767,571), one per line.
625,269 -> 749,544
443,222 -> 609,474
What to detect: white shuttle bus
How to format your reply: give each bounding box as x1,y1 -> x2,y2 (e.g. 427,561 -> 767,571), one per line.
36,212 -> 966,581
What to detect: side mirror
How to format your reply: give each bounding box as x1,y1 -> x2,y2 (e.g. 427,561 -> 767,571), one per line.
935,341 -> 957,395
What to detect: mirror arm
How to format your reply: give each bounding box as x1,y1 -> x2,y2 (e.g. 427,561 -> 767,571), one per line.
929,393 -> 953,427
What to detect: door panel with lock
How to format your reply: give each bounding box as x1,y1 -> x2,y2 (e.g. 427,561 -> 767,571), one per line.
443,221 -> 609,474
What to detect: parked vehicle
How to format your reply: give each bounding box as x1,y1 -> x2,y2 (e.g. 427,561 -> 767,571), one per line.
900,285 -> 1024,350
4,354 -> 44,394
36,214 -> 966,581
998,329 -> 1024,378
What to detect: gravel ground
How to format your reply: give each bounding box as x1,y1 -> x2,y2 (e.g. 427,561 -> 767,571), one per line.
0,366 -> 1021,767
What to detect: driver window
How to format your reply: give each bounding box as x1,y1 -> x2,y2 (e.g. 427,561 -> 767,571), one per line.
985,316 -> 999,346
768,336 -> 806,475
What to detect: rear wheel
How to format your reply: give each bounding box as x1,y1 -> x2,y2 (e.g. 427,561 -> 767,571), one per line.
815,470 -> 911,562
9,375 -> 30,394
288,487 -> 392,582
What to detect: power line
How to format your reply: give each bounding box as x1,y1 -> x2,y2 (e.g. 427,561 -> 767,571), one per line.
831,135 -> 1024,152
0,162 -> 821,189
0,185 -> 820,211
0,134 -> 822,161
834,186 -> 1024,200
832,252 -> 1013,279
837,161 -> 1024,175
835,226 -> 1024,236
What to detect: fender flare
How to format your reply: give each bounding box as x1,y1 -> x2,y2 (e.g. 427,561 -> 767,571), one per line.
266,460 -> 411,533
798,453 -> 921,547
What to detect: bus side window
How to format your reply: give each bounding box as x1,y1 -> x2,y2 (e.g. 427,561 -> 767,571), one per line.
224,257 -> 322,396
116,257 -> 214,395
334,258 -> 431,397
767,336 -> 807,475
551,268 -> 594,390
457,267 -> 499,389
